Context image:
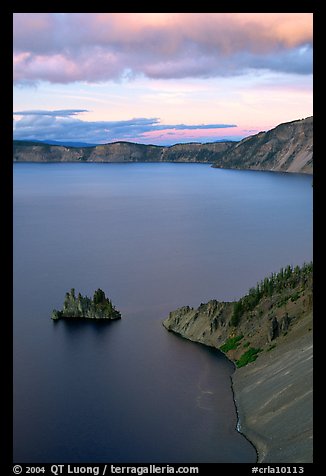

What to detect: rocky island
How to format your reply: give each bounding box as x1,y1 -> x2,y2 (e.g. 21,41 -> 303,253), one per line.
163,263 -> 313,463
52,288 -> 121,321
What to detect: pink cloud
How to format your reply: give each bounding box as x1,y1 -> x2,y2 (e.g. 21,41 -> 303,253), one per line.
13,13 -> 313,84
140,127 -> 247,144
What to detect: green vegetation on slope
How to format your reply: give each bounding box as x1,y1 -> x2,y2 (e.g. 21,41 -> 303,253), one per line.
163,261 -> 313,462
164,261 -> 312,368
230,262 -> 312,327
220,334 -> 243,352
236,347 -> 262,368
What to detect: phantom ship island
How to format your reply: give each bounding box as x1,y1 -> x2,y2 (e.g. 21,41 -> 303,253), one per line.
52,288 -> 121,321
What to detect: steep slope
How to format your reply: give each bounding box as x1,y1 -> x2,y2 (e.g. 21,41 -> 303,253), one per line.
163,263 -> 313,462
212,117 -> 313,174
232,323 -> 312,463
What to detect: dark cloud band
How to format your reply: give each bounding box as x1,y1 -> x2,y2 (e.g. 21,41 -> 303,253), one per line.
14,109 -> 89,117
13,110 -> 237,144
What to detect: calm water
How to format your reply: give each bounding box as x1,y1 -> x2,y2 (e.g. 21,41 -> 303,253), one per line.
13,163 -> 312,463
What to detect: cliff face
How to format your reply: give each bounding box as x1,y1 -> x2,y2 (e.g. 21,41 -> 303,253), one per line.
212,117 -> 313,174
163,264 -> 312,361
87,142 -> 164,162
163,263 -> 313,462
12,116 -> 313,173
13,141 -> 88,163
13,140 -> 234,164
162,141 -> 234,162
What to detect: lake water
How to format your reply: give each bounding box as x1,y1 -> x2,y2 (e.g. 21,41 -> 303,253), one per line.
13,163 -> 312,463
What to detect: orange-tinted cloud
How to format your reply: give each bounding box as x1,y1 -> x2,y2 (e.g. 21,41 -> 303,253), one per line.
13,13 -> 313,84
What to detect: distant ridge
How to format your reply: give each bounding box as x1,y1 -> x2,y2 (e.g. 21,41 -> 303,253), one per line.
13,117 -> 313,174
13,139 -> 234,165
38,140 -> 99,147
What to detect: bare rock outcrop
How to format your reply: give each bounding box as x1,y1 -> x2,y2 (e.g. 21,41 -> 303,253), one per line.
163,263 -> 313,462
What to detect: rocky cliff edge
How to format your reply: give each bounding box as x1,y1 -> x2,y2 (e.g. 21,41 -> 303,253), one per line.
163,263 -> 313,462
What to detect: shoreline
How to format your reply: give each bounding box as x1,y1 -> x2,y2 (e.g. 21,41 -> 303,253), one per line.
230,324 -> 313,463
12,160 -> 313,176
164,326 -> 260,461
163,301 -> 313,463
230,373 -> 259,463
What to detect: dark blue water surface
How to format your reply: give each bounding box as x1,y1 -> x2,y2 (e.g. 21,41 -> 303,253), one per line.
13,163 -> 312,463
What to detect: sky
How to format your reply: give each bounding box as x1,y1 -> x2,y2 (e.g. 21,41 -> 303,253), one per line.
13,13 -> 313,146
